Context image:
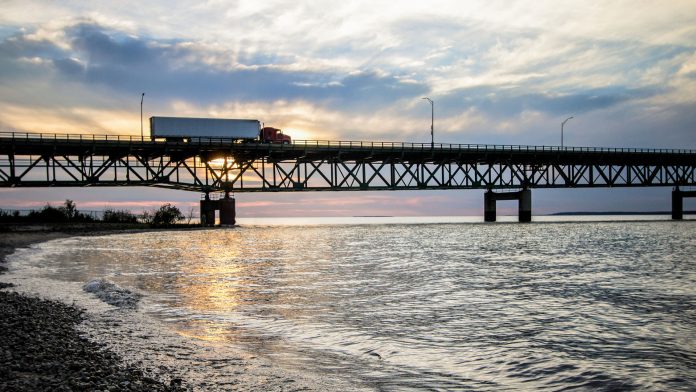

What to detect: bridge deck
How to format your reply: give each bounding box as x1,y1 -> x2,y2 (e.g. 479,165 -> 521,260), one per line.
1,132 -> 695,192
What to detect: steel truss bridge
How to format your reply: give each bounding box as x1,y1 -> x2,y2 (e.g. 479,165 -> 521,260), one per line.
1,132 -> 695,222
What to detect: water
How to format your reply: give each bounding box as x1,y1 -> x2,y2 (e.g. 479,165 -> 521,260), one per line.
5,216 -> 696,390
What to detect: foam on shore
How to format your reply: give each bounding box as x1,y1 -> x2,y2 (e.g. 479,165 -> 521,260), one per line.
83,278 -> 142,308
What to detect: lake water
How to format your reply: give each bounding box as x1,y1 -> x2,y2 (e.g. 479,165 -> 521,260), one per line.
6,216 -> 696,390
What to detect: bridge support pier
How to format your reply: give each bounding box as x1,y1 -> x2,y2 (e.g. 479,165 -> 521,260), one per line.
484,189 -> 532,223
200,195 -> 216,227
200,192 -> 236,226
219,194 -> 236,226
673,188 -> 696,220
484,191 -> 497,222
519,189 -> 532,222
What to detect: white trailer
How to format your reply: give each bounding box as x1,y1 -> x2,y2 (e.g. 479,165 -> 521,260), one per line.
150,117 -> 261,140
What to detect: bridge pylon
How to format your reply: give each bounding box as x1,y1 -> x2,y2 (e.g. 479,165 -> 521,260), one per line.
200,192 -> 236,226
673,187 -> 696,220
484,189 -> 532,223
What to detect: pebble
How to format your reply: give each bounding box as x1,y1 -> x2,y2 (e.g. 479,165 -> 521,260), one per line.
0,290 -> 188,391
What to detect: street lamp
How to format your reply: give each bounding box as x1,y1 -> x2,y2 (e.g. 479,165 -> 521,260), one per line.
561,116 -> 573,147
140,92 -> 145,140
422,97 -> 434,148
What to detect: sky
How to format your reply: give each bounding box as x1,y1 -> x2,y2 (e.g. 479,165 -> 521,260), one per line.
1,1 -> 695,217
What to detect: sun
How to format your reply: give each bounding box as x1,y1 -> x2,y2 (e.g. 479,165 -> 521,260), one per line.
207,157 -> 233,167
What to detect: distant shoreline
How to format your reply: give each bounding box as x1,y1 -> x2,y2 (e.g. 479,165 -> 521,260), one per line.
549,211 -> 696,216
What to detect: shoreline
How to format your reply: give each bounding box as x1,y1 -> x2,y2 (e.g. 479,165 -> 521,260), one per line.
0,228 -> 190,391
0,226 -> 361,391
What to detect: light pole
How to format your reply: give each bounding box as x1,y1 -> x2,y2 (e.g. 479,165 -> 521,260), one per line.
422,97 -> 434,148
561,116 -> 573,147
140,92 -> 145,140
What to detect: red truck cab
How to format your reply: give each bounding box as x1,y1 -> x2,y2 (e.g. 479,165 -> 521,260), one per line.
260,127 -> 291,144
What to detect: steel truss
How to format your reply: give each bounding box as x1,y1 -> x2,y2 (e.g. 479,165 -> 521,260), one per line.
2,154 -> 695,193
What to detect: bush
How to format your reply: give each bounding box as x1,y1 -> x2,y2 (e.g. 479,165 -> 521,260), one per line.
25,200 -> 94,223
28,204 -> 70,222
139,210 -> 153,225
0,210 -> 22,223
142,203 -> 184,226
102,209 -> 139,223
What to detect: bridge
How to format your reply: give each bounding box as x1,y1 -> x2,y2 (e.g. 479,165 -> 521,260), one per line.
1,132 -> 695,225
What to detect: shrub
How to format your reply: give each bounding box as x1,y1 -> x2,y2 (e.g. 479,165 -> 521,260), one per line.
25,200 -> 94,223
142,203 -> 184,226
139,210 -> 153,225
0,210 -> 22,223
28,204 -> 69,222
102,208 -> 139,223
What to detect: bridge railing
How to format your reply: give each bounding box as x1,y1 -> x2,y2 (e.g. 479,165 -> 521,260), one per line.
1,131 -> 695,154
290,140 -> 696,154
1,132 -> 137,142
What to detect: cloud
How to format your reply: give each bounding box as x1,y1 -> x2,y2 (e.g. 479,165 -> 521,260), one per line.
68,23 -> 157,66
438,85 -> 661,118
0,3 -> 694,183
22,22 -> 424,112
52,57 -> 84,75
0,31 -> 66,79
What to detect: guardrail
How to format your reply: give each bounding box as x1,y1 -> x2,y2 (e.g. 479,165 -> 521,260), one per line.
1,131 -> 695,154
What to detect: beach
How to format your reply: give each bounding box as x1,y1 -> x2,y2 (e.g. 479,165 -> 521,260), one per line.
0,230 -> 189,391
0,227 -> 360,392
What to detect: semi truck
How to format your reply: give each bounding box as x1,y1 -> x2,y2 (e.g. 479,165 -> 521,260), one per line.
149,116 -> 291,144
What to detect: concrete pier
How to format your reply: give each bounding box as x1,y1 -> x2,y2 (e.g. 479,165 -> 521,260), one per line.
200,195 -> 216,227
673,188 -> 683,220
484,191 -> 497,222
200,193 -> 236,226
219,196 -> 236,225
672,188 -> 696,220
484,189 -> 532,222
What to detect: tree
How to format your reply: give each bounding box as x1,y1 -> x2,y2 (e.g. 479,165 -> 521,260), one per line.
139,210 -> 153,225
186,206 -> 196,224
61,199 -> 78,220
149,203 -> 184,226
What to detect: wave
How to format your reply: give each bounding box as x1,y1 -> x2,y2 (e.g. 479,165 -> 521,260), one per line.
83,279 -> 141,308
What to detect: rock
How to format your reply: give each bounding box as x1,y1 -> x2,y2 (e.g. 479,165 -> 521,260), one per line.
0,291 -> 184,391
